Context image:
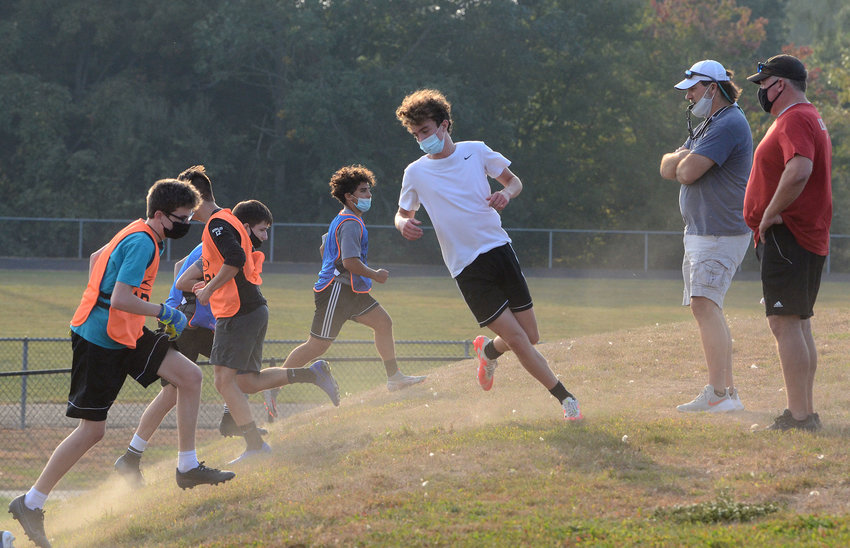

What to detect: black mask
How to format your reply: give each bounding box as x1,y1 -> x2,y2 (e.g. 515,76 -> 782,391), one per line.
163,221 -> 191,240
250,232 -> 263,249
757,79 -> 782,113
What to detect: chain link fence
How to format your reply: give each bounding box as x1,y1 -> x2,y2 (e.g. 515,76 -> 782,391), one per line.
0,337 -> 470,491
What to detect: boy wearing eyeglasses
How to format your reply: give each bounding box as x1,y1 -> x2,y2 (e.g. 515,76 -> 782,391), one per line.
9,179 -> 235,548
659,60 -> 753,414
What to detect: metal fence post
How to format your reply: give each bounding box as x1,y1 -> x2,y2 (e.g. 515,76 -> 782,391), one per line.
78,219 -> 84,259
644,233 -> 649,272
548,231 -> 553,269
269,224 -> 275,263
20,337 -> 28,430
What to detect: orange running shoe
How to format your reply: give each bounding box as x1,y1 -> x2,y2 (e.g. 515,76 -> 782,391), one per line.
473,335 -> 498,391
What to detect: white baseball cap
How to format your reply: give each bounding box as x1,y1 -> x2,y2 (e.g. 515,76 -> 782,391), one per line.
674,60 -> 730,89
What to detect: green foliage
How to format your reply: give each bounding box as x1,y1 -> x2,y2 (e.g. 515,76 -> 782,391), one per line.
0,0 -> 847,247
653,492 -> 781,524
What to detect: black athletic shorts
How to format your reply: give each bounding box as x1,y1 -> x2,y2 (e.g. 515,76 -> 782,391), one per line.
68,327 -> 171,421
310,280 -> 379,341
454,243 -> 533,327
756,224 -> 825,319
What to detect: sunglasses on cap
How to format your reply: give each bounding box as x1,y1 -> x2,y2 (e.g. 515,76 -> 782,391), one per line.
684,69 -> 716,82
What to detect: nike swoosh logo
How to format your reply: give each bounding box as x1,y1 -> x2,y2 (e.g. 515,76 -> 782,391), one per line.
708,398 -> 727,406
464,154 -> 472,160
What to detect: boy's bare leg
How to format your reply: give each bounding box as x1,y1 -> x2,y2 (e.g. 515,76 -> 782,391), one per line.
213,365 -> 254,427
279,336 -> 333,369
34,419 -> 105,494
135,384 -> 178,441
487,308 -> 556,389
355,306 -> 396,363
157,349 -> 202,452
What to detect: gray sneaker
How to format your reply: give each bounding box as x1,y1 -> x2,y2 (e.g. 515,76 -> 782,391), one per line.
228,442 -> 272,465
764,409 -> 818,432
114,453 -> 144,488
8,495 -> 51,548
387,372 -> 427,392
309,360 -> 341,406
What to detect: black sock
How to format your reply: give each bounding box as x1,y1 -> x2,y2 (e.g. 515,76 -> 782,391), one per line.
383,359 -> 399,377
287,368 -> 317,384
484,341 -> 503,360
240,421 -> 264,450
549,382 -> 574,403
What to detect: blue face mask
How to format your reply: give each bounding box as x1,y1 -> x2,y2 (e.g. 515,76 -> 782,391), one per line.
418,126 -> 445,155
355,197 -> 371,212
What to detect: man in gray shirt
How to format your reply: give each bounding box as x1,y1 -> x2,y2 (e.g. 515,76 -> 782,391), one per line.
660,59 -> 753,413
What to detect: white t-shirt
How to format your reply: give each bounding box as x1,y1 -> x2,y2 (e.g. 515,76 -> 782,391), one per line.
399,141 -> 511,277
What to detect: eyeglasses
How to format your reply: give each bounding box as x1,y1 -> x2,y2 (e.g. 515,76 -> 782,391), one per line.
684,69 -> 716,82
166,212 -> 193,224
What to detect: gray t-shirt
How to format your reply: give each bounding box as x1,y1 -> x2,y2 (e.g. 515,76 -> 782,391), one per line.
680,105 -> 752,236
331,208 -> 364,284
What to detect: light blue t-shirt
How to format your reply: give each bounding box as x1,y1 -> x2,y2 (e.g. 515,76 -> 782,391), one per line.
165,243 -> 216,330
680,105 -> 753,236
71,232 -> 159,349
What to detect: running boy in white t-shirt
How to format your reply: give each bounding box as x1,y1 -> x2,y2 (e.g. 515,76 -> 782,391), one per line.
393,88 -> 582,420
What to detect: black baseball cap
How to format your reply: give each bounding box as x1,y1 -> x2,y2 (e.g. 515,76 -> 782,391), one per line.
747,54 -> 807,83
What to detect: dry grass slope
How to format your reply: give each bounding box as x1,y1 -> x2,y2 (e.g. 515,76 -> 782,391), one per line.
7,307 -> 850,546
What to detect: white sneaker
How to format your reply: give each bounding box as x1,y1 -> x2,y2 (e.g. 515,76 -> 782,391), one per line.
387,372 -> 427,392
727,387 -> 745,411
562,397 -> 584,421
676,385 -> 736,412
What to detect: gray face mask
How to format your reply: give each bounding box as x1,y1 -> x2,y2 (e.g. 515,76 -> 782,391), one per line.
690,85 -> 715,118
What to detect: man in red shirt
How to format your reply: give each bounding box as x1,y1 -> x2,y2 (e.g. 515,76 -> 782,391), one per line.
743,54 -> 832,432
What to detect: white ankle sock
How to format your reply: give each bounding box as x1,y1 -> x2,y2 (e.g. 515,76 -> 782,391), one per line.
130,434 -> 148,453
25,488 -> 48,510
177,450 -> 199,473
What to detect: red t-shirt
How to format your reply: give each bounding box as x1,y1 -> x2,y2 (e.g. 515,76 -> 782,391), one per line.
743,103 -> 832,255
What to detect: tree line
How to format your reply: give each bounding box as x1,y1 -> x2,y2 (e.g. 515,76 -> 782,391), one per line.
1,0 -> 847,260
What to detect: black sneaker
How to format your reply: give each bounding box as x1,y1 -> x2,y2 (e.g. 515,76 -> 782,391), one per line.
176,462 -> 235,490
8,495 -> 51,548
219,412 -> 268,437
810,412 -> 822,431
765,409 -> 818,432
114,453 -> 144,488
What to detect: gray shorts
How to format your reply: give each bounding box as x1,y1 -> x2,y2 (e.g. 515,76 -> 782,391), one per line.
211,304 -> 268,373
682,233 -> 751,308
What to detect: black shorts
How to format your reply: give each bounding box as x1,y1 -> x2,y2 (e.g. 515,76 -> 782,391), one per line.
211,305 -> 268,374
310,280 -> 379,341
68,328 -> 171,421
160,326 -> 215,387
454,243 -> 533,327
757,224 -> 825,319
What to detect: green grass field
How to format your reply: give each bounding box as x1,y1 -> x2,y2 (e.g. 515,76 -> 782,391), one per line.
3,268 -> 850,546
